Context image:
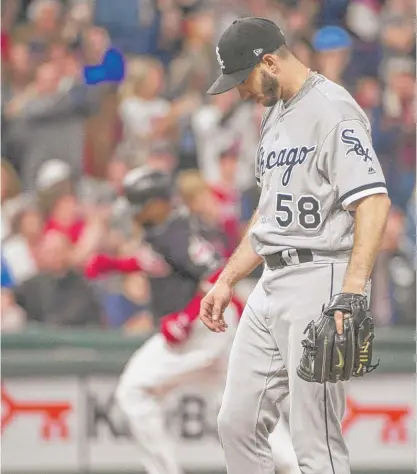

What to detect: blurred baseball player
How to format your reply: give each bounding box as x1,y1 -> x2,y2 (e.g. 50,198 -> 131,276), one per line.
113,167 -> 299,474
200,17 -> 391,474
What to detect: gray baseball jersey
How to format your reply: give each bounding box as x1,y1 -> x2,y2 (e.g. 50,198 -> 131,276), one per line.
250,73 -> 388,257
218,74 -> 388,474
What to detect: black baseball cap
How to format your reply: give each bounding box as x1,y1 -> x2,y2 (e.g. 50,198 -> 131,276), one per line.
207,17 -> 286,95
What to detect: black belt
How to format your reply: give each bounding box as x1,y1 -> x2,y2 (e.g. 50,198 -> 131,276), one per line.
264,249 -> 314,270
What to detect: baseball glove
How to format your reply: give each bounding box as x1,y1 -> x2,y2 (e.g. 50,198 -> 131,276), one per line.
296,293 -> 379,384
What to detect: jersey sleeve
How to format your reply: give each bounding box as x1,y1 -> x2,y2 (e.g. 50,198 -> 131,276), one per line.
158,218 -> 221,281
318,119 -> 388,210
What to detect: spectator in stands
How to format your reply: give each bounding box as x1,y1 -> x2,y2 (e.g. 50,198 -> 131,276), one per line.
2,41 -> 33,96
355,76 -> 382,118
353,76 -> 391,166
210,143 -> 241,256
211,143 -> 240,199
1,41 -> 33,167
176,169 -> 230,257
2,205 -> 44,284
1,0 -> 20,64
381,57 -> 415,210
177,169 -> 220,226
1,158 -> 27,242
47,39 -> 70,72
61,0 -> 92,49
47,41 -> 82,91
37,159 -> 85,244
192,92 -> 259,191
101,239 -> 153,332
283,5 -> 315,43
81,25 -> 109,64
73,157 -> 129,209
1,42 -> 34,167
382,58 -> 415,126
380,16 -> 415,65
12,0 -> 63,64
119,56 -> 198,169
344,0 -> 383,87
166,0 -> 217,99
312,25 -> 352,85
81,26 -> 119,176
118,57 -> 172,167
346,0 -> 381,45
166,0 -> 219,170
4,60 -> 98,190
145,142 -> 178,174
36,159 -> 110,267
5,231 -> 102,327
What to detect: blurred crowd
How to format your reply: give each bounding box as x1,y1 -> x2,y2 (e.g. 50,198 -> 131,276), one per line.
1,0 -> 415,332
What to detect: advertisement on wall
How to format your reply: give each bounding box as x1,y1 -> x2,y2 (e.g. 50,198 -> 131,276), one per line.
1,374 -> 414,472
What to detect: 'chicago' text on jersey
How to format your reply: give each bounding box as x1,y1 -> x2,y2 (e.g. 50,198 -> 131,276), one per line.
258,145 -> 317,186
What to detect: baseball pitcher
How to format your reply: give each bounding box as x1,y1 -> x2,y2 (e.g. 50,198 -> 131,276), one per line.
200,18 -> 391,474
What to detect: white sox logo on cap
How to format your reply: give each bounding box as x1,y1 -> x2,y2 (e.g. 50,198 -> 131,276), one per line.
216,47 -> 225,70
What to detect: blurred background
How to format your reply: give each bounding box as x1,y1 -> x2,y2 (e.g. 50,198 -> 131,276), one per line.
0,0 -> 415,473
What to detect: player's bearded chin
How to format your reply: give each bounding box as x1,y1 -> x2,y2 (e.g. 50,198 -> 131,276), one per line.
261,69 -> 280,106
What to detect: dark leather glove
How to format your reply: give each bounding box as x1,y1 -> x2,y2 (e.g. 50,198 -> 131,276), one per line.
297,293 -> 379,384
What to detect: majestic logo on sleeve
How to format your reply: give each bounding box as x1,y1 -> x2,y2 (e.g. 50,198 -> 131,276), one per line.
341,129 -> 373,163
216,47 -> 225,70
258,145 -> 316,186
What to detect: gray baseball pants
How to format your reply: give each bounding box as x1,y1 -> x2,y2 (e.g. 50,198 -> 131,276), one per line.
218,260 -> 351,474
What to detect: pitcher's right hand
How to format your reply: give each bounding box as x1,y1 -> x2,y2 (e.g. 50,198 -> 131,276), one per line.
199,281 -> 233,333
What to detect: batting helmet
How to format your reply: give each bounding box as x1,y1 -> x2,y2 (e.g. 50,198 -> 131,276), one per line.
123,166 -> 172,214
